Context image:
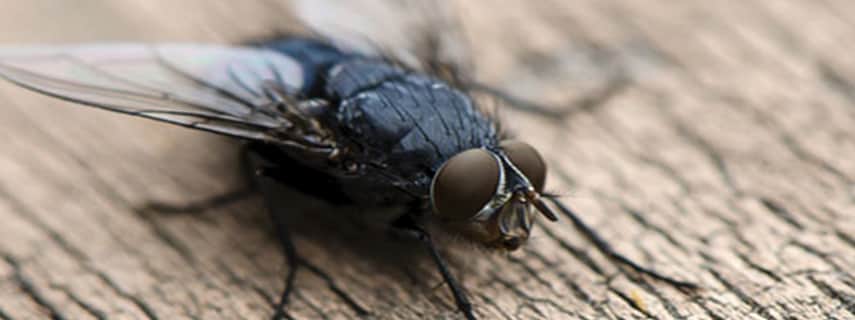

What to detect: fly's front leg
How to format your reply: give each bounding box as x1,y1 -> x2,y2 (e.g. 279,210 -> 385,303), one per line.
389,215 -> 476,320
420,231 -> 475,320
545,197 -> 700,292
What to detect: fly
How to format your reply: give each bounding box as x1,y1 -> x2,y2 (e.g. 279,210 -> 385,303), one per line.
0,37 -> 697,319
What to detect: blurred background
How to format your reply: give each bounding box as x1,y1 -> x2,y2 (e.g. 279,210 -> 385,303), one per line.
1,1 -> 854,319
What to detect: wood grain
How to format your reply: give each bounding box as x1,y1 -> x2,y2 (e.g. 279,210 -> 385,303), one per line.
1,1 -> 854,319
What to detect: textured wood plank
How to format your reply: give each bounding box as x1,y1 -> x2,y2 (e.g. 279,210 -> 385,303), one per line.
1,1 -> 854,319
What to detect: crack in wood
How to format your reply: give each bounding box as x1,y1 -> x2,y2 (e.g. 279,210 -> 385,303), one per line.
488,270 -> 577,318
758,197 -> 805,230
89,268 -> 160,320
818,62 -> 855,112
707,268 -> 778,320
2,1 -> 855,318
808,275 -> 855,317
53,285 -> 108,320
735,252 -> 783,283
2,255 -> 65,320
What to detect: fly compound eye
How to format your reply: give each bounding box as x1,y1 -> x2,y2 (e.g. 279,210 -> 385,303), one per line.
500,140 -> 546,192
431,149 -> 500,221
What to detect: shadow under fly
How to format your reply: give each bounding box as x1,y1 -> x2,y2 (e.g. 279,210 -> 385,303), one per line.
0,24 -> 699,320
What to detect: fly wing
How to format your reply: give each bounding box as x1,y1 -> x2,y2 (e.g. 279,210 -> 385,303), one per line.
0,44 -> 310,145
295,0 -> 470,75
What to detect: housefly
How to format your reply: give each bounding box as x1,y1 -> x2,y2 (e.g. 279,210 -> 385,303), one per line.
0,37 -> 697,319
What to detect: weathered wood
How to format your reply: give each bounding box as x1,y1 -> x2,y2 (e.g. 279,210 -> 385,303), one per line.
1,1 -> 854,319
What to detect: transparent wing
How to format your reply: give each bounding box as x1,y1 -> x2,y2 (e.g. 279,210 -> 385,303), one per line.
0,43 -> 311,145
295,0 -> 471,75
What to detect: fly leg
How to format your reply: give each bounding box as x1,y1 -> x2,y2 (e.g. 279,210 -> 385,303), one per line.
545,197 -> 700,292
420,231 -> 475,320
140,143 -> 261,215
251,150 -> 369,318
466,75 -> 629,119
266,198 -> 300,320
390,216 -> 476,320
141,186 -> 256,214
259,170 -> 370,319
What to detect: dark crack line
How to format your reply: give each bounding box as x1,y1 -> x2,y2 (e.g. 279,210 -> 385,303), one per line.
54,285 -> 108,320
488,271 -> 577,318
506,254 -> 559,295
614,197 -> 688,252
476,293 -> 515,320
526,249 -> 615,318
688,295 -> 728,320
11,111 -> 203,270
836,231 -> 855,250
707,268 -> 777,320
735,252 -> 783,283
591,110 -> 695,196
632,278 -> 689,319
514,302 -> 547,319
0,186 -> 88,261
788,241 -> 845,274
0,185 -> 163,320
153,286 -> 198,320
808,276 -> 855,317
2,255 -> 66,320
776,125 -> 853,186
736,97 -> 855,192
133,208 -> 199,266
216,260 -> 295,319
292,290 -> 331,320
670,118 -> 740,196
758,197 -> 805,230
299,259 -> 370,316
637,155 -> 694,195
818,62 -> 855,113
537,224 -> 606,276
80,162 -> 201,268
337,271 -> 397,307
90,268 -> 159,320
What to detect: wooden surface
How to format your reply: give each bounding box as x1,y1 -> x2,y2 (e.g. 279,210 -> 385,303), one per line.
1,1 -> 855,319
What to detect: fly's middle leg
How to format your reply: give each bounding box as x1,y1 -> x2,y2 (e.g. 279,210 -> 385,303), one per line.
139,187 -> 256,214
260,176 -> 370,319
250,151 -> 369,319
138,144 -> 259,215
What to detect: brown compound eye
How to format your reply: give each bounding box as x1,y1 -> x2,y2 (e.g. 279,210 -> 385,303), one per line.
500,140 -> 546,192
431,148 -> 500,221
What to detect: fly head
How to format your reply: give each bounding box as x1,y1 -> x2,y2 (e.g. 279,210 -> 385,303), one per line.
430,140 -> 558,250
